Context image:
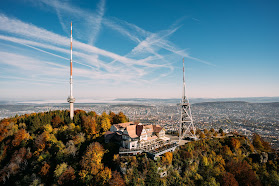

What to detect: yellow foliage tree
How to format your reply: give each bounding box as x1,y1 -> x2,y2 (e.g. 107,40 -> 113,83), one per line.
200,132 -> 205,139
80,142 -> 105,175
97,167 -> 112,185
230,138 -> 241,150
80,142 -> 111,184
54,162 -> 68,178
101,117 -> 111,132
162,152 -> 173,165
44,124 -> 53,133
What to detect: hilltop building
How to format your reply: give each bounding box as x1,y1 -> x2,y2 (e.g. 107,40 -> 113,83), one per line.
105,122 -> 170,150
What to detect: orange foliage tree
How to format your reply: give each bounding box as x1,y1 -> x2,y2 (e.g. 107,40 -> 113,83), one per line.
12,129 -> 30,147
57,166 -> 76,185
200,132 -> 205,139
161,152 -> 173,165
109,171 -> 125,186
226,160 -> 261,186
230,138 -> 241,150
82,116 -> 96,136
40,162 -> 50,176
52,115 -> 62,127
0,120 -> 10,142
220,172 -> 239,186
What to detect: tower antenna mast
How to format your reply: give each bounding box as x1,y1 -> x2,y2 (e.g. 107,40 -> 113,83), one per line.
179,58 -> 196,142
67,22 -> 75,120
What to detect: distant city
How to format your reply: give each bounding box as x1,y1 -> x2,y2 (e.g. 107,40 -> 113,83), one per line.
1,97 -> 278,149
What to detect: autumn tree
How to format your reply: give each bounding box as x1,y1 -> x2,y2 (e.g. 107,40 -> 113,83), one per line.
12,129 -> 30,146
73,132 -> 85,145
109,111 -> 116,124
73,110 -> 87,125
109,171 -> 125,186
252,133 -> 271,152
52,115 -> 62,128
65,140 -> 77,157
57,166 -> 76,185
0,120 -> 10,142
222,145 -> 233,158
161,152 -> 173,165
145,161 -> 160,186
44,124 -> 53,133
40,162 -> 50,176
220,172 -> 239,186
79,142 -> 111,184
97,167 -> 112,185
117,112 -> 128,123
35,131 -> 50,151
226,160 -> 261,186
230,138 -> 241,150
200,132 -> 205,139
196,129 -> 201,135
80,142 -> 105,174
101,117 -> 111,132
88,111 -> 97,118
54,162 -> 68,178
82,115 -> 96,136
100,112 -> 111,132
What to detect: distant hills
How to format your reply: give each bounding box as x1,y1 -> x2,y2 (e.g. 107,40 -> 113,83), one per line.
115,97 -> 279,104
1,97 -> 279,105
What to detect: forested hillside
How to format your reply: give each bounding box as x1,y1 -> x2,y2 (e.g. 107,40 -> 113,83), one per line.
0,110 -> 278,185
0,110 -> 128,185
117,134 -> 278,186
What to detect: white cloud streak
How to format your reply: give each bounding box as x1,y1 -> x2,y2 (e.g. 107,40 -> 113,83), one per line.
88,0 -> 106,45
0,0 -> 212,96
0,14 -> 168,70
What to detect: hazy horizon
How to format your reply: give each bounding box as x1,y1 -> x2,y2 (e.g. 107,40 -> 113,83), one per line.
1,96 -> 279,104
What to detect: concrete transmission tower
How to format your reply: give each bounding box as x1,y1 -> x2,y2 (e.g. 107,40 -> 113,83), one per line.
67,22 -> 75,120
179,58 -> 196,142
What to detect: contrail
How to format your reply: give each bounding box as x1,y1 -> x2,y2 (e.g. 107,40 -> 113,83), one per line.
0,75 -> 66,83
0,37 -> 96,69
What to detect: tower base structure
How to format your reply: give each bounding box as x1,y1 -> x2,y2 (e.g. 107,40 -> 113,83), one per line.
179,58 -> 196,143
179,101 -> 196,142
67,97 -> 75,120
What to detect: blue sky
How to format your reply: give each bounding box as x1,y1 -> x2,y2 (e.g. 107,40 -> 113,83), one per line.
0,0 -> 278,101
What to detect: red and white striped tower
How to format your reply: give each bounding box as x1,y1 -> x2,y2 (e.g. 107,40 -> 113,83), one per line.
67,22 -> 75,120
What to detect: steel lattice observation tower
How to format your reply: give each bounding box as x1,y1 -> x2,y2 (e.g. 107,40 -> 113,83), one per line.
67,22 -> 75,120
179,58 -> 197,142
